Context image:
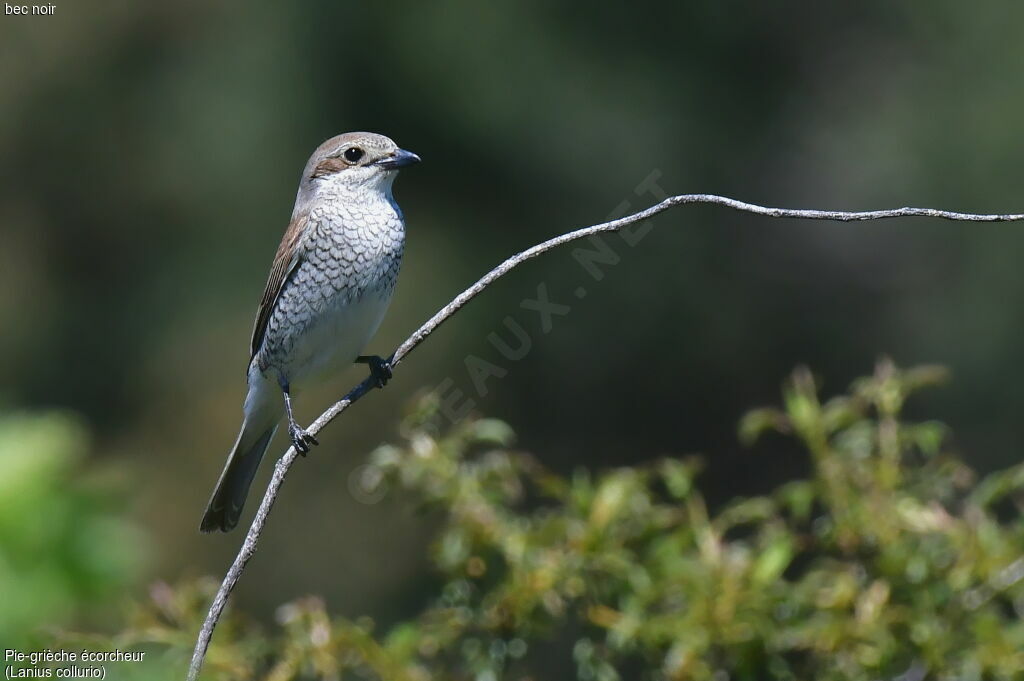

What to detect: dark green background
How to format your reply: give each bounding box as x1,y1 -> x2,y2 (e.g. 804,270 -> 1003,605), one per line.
2,1 -> 1022,626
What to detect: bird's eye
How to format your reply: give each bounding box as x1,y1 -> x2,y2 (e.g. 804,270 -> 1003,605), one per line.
343,147 -> 364,164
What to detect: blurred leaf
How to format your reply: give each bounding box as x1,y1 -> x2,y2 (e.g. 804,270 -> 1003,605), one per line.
738,407 -> 788,446
0,412 -> 146,647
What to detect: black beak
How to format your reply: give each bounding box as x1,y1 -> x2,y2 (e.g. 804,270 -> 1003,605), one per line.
375,148 -> 421,170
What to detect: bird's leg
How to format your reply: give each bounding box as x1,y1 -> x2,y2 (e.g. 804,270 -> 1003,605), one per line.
279,379 -> 318,455
356,355 -> 393,388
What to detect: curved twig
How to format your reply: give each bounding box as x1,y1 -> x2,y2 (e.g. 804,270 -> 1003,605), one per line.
187,193 -> 1024,680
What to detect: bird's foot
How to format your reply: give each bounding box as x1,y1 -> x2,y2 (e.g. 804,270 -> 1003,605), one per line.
358,355 -> 393,388
288,423 -> 319,456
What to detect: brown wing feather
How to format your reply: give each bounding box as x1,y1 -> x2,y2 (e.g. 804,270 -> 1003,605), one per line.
250,213 -> 309,359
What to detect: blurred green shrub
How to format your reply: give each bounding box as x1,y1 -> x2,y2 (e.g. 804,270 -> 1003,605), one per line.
0,412 -> 146,646
75,362 -> 1024,680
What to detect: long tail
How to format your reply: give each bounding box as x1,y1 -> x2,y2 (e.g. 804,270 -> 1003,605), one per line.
201,378 -> 281,533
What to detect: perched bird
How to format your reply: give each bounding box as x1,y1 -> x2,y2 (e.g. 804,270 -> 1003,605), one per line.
200,132 -> 420,533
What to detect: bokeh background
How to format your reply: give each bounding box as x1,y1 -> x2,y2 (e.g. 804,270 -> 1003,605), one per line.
2,0 -> 1023,650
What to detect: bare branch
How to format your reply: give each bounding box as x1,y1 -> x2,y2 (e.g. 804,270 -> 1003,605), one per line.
187,193 -> 1024,680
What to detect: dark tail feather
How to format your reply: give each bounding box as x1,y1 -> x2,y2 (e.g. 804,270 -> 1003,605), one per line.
200,424 -> 277,533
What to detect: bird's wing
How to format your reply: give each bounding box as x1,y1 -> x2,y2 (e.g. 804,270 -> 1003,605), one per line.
250,212 -> 309,359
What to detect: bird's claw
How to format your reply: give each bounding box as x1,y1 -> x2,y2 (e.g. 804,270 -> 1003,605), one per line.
366,356 -> 393,388
288,423 -> 319,456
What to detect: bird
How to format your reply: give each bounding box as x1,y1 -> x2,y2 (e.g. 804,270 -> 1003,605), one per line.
200,132 -> 420,533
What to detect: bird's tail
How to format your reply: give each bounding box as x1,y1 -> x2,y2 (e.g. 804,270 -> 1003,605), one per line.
200,386 -> 281,533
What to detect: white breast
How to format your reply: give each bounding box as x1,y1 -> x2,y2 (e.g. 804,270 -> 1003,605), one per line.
284,287 -> 393,388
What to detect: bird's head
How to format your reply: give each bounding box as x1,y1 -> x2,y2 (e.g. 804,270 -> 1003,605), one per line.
297,132 -> 420,205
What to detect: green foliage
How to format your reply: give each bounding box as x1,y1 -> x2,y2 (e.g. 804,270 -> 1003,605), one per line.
0,412 -> 147,646
86,363 -> 1024,680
